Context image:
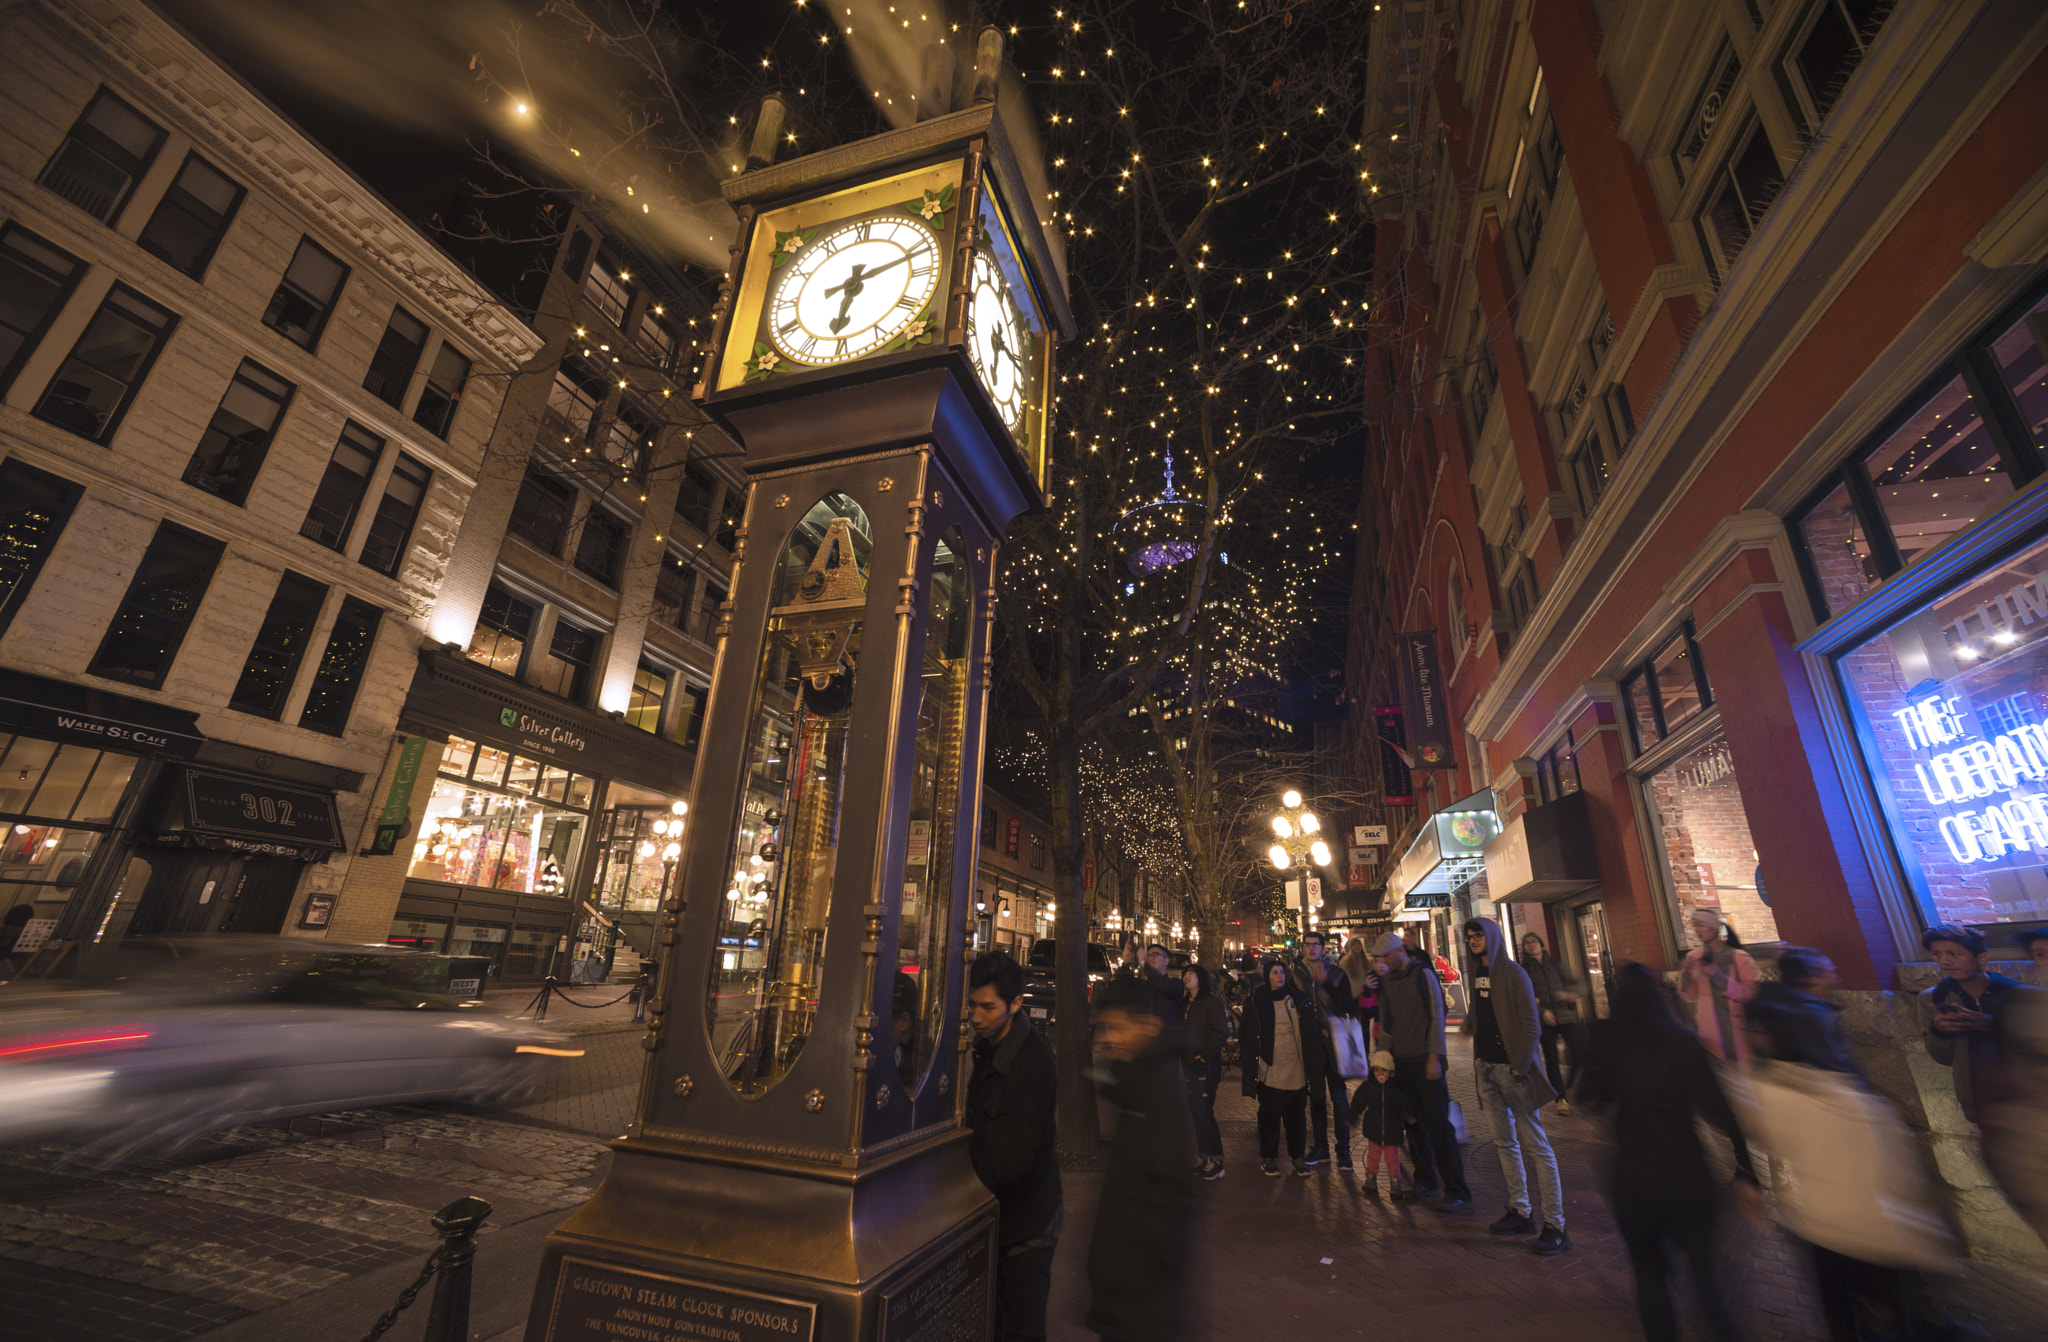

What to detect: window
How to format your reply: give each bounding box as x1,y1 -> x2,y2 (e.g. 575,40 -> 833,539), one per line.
298,596 -> 380,735
410,741 -> 593,896
0,226 -> 86,394
693,580 -> 727,641
561,230 -> 594,283
608,394 -> 659,467
676,464 -> 718,533
136,154 -> 242,278
33,285 -> 177,444
1674,42 -> 1743,184
507,467 -> 574,555
466,583 -> 535,677
574,509 -> 629,586
262,238 -> 349,350
1619,620 -> 1713,754
358,453 -> 430,577
548,369 -> 601,441
88,522 -> 224,687
1644,731 -> 1777,945
1513,186 -> 1546,272
362,306 -> 427,409
584,258 -> 632,326
673,681 -> 708,750
1698,122 -> 1784,279
183,359 -> 294,504
1786,0 -> 1895,130
536,619 -> 598,703
1464,328 -> 1498,440
1536,732 -> 1582,803
229,572 -> 327,717
626,664 -> 667,734
39,89 -> 162,224
981,807 -> 999,847
638,314 -> 678,372
1030,835 -> 1045,871
654,552 -> 692,629
714,492 -> 742,551
1793,286 -> 2048,622
412,341 -> 471,437
300,422 -> 384,551
1533,108 -> 1564,195
0,459 -> 84,636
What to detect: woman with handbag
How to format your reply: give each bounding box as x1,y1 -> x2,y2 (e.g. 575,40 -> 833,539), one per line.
1521,931 -> 1583,1111
1239,958 -> 1319,1176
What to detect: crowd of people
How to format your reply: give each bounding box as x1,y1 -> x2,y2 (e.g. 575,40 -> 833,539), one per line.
961,916 -> 2048,1342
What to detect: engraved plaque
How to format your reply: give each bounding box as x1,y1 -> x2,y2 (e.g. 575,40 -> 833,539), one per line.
545,1258 -> 817,1342
878,1233 -> 991,1342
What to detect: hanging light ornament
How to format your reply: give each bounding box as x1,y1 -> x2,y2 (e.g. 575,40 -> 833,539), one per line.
1113,444 -> 1207,576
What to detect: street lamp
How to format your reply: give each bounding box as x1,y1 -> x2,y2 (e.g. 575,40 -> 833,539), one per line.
1267,790 -> 1333,937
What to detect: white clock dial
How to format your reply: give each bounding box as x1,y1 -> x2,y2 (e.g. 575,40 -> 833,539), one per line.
768,216 -> 940,365
965,252 -> 1027,431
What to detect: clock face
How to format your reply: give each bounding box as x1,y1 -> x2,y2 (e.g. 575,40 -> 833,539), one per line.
965,252 -> 1027,432
768,216 -> 940,365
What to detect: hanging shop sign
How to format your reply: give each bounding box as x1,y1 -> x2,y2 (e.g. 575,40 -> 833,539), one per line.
1398,633 -> 1457,769
0,667 -> 205,757
1005,816 -> 1021,856
1376,707 -> 1415,803
1389,788 -> 1501,903
369,735 -> 433,855
1353,825 -> 1389,846
183,770 -> 344,849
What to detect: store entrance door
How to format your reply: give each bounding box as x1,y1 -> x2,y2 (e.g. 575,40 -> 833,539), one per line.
128,850 -> 243,937
1571,902 -> 1613,1020
218,859 -> 302,934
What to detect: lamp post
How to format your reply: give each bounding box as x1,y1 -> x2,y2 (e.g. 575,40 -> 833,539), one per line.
1266,789 -> 1333,941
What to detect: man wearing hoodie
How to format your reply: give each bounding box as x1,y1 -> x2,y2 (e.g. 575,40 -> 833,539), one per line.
1371,930 -> 1472,1210
1463,917 -> 1570,1254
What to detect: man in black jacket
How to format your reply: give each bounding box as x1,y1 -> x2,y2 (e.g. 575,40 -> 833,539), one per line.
1289,931 -> 1358,1169
1088,975 -> 1197,1342
967,952 -> 1062,1342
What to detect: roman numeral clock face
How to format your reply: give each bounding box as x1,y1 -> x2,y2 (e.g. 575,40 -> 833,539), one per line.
966,252 -> 1028,433
768,217 -> 940,365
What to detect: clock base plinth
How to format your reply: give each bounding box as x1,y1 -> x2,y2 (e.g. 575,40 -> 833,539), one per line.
522,1135 -> 996,1342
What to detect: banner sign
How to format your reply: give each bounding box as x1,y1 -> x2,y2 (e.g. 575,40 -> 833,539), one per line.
379,736 -> 431,826
1005,817 -> 1021,856
1398,633 -> 1457,768
1376,707 -> 1414,804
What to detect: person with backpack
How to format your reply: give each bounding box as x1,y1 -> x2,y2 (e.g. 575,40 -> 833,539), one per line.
1371,930 -> 1472,1209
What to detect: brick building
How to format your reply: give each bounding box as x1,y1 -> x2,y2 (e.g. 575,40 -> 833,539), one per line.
0,0 -> 745,981
1350,0 -> 2048,1270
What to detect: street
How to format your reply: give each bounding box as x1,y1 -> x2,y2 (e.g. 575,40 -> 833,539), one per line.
3,991 -> 2037,1342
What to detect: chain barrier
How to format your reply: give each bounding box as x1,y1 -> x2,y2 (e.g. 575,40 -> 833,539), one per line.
520,972 -> 649,1019
358,1244 -> 447,1342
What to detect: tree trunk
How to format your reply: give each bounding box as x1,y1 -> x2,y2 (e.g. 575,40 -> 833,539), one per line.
1047,733 -> 1100,1159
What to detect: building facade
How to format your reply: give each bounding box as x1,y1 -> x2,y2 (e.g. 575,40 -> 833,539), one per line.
1350,0 -> 2048,1270
0,0 -> 749,982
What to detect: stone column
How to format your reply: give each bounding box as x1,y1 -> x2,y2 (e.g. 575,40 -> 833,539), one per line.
597,423 -> 692,715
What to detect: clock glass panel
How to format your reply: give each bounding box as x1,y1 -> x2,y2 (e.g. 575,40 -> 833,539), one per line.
768,216 -> 940,365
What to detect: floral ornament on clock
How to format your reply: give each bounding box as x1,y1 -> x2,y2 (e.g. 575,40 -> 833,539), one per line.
903,183 -> 957,228
770,226 -> 817,268
743,341 -> 784,381
882,305 -> 938,353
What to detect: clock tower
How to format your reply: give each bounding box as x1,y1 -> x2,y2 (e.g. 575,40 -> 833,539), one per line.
520,30 -> 1074,1342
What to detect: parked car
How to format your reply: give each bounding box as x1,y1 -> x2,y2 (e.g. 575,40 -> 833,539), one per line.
0,938 -> 580,1157
1020,938 -> 1114,1032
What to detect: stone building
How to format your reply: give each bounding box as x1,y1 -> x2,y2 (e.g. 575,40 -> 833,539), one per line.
1351,0 -> 2048,1271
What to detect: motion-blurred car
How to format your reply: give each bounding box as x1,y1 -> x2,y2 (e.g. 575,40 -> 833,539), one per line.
1020,937 -> 1114,1033
0,938 -> 581,1155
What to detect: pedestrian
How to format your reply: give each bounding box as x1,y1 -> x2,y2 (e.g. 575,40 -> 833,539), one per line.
1919,922 -> 2048,1251
1181,963 -> 1229,1180
1578,962 -> 1763,1342
2016,926 -> 2048,978
1680,907 -> 1759,1066
1339,935 -> 1379,1018
1351,1048 -> 1416,1200
1087,975 -> 1197,1342
1118,940 -> 1185,1013
1747,946 -> 1857,1074
1372,930 -> 1473,1209
1519,930 -> 1582,1110
1289,930 -> 1358,1170
1462,917 -> 1570,1254
1238,956 -> 1316,1177
965,952 -> 1062,1342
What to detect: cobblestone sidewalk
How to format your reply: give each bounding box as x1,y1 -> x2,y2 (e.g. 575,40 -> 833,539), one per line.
0,1107 -> 608,1342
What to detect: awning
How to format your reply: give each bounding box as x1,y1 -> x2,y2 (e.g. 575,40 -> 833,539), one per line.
144,766 -> 345,861
1388,788 -> 1501,906
0,667 -> 205,757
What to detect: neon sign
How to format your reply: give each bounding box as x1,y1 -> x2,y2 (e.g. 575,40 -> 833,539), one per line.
1894,692 -> 2048,863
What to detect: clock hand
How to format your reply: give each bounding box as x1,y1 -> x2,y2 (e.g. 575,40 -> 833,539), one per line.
820,251 -> 919,331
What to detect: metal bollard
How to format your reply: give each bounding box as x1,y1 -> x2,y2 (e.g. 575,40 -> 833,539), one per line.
632,968 -> 650,1023
536,974 -> 556,1020
423,1196 -> 492,1342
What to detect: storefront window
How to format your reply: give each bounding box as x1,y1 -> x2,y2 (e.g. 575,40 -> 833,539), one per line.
1644,731 -> 1778,946
708,493 -> 872,1099
894,528 -> 972,1096
1991,291 -> 2048,455
407,735 -> 590,898
1839,530 -> 2048,926
1798,477 -> 1886,613
1863,373 -> 2012,568
1621,621 -> 1712,753
0,735 -> 137,925
594,783 -> 689,915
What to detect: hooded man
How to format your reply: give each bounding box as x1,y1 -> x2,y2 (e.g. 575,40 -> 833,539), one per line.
1371,930 -> 1472,1209
1463,917 -> 1570,1254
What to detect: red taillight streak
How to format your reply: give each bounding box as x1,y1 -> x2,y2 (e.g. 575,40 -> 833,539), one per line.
0,1028 -> 153,1061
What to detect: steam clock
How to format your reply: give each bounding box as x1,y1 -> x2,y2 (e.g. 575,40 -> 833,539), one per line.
523,32 -> 1073,1342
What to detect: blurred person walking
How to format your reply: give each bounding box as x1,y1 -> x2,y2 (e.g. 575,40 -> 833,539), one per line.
1373,930 -> 1473,1209
1520,930 -> 1583,1111
1351,1048 -> 1417,1200
1087,976 -> 1198,1342
1289,930 -> 1359,1169
1181,964 -> 1229,1180
1239,957 -> 1316,1176
1463,918 -> 1570,1253
1681,908 -> 1759,1066
1579,962 -> 1762,1342
966,952 -> 1063,1342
